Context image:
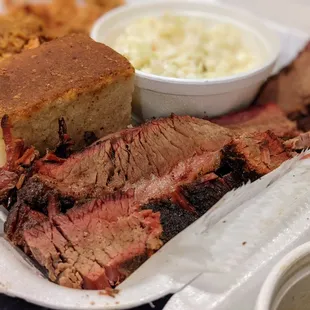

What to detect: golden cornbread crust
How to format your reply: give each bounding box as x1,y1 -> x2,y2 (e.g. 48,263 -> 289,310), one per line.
0,33 -> 134,123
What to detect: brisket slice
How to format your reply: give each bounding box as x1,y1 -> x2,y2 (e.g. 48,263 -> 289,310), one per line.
6,130 -> 291,290
224,131 -> 291,176
0,115 -> 38,205
255,41 -> 310,131
0,114 -> 73,208
3,115 -> 295,291
4,202 -> 47,254
143,173 -> 239,242
210,102 -> 299,139
178,131 -> 290,217
34,115 -> 232,200
7,131 -> 291,248
0,170 -> 18,201
284,131 -> 310,150
23,194 -> 162,290
143,131 -> 290,240
4,114 -> 297,210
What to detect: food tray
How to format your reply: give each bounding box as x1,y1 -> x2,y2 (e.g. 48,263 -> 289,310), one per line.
1,152 -> 310,310
0,1 -> 310,310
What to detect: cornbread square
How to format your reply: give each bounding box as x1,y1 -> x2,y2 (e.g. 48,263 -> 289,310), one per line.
0,33 -> 135,153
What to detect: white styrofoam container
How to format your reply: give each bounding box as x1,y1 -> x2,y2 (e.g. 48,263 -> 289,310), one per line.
91,0 -> 280,121
0,1 -> 310,310
162,153 -> 310,310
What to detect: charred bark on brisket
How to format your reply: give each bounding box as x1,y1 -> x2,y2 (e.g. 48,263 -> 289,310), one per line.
143,199 -> 198,243
182,175 -> 232,218
54,118 -> 74,159
84,131 -> 98,146
219,144 -> 262,183
17,177 -> 50,212
180,149 -> 261,218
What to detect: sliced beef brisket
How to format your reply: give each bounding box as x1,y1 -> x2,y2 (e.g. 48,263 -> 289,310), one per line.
0,170 -> 18,202
23,194 -> 162,289
5,202 -> 48,253
211,102 -> 299,139
255,41 -> 310,131
225,131 -> 291,176
20,115 -> 293,209
35,115 -> 232,200
0,115 -> 38,204
139,132 -> 290,241
1,114 -> 301,291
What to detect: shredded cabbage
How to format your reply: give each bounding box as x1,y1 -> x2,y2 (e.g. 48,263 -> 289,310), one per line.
113,14 -> 259,79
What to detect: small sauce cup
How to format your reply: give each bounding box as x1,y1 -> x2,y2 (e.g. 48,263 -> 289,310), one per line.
256,242 -> 310,310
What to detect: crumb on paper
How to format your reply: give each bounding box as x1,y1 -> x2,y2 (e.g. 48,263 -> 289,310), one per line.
0,281 -> 10,290
242,241 -> 247,246
90,301 -> 95,305
98,288 -> 120,298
